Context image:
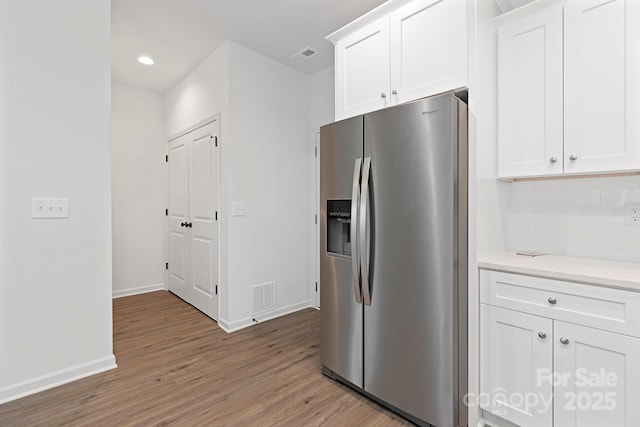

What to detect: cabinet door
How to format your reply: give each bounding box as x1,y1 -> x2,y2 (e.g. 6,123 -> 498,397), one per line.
389,0 -> 467,104
335,17 -> 390,120
496,5 -> 563,178
480,305 -> 553,427
554,321 -> 640,427
564,0 -> 640,174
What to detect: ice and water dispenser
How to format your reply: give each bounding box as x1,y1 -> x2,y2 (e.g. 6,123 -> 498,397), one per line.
326,200 -> 352,256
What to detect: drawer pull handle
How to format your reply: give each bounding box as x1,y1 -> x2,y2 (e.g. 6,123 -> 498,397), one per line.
538,332 -> 547,339
548,297 -> 557,305
560,337 -> 570,345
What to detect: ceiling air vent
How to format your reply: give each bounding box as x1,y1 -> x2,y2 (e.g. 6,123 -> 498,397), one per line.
290,46 -> 318,63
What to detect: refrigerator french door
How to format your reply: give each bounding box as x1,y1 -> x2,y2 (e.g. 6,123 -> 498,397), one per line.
320,91 -> 468,427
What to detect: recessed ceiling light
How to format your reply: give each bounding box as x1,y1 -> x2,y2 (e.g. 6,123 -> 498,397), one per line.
137,56 -> 154,65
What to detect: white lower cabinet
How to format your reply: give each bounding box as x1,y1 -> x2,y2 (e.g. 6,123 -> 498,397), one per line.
480,270 -> 640,427
480,305 -> 553,427
554,321 -> 640,427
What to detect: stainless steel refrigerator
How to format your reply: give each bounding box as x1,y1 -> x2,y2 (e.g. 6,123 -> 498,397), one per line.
320,91 -> 468,427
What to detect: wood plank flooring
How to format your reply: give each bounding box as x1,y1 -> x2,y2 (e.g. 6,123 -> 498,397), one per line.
0,291 -> 412,426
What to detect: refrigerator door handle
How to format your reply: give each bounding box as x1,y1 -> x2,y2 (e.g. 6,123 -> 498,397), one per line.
351,158 -> 363,303
360,157 -> 372,306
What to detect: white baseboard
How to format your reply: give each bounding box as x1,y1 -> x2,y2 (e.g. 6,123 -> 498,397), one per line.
0,354 -> 117,405
218,300 -> 311,333
112,282 -> 166,299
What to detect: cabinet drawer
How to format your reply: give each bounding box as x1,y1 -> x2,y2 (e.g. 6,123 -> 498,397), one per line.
480,269 -> 640,338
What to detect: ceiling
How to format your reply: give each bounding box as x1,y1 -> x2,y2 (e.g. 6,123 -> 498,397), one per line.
112,0 -> 388,93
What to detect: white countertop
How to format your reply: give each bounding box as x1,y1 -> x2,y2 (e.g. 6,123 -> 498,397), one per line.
478,251 -> 640,292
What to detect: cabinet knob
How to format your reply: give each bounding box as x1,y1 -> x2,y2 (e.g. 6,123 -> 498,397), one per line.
548,297 -> 557,305
569,154 -> 578,161
180,222 -> 186,227
392,89 -> 398,95
549,157 -> 557,164
560,337 -> 570,345
538,332 -> 547,339
381,92 -> 387,98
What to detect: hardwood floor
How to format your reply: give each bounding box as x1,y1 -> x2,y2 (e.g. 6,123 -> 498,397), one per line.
0,291 -> 412,426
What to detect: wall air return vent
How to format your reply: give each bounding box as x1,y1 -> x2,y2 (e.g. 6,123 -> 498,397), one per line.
252,281 -> 276,315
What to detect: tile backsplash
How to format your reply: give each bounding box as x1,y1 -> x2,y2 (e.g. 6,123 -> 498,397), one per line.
507,175 -> 640,262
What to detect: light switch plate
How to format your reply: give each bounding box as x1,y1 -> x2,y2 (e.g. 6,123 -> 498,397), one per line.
32,198 -> 69,219
232,202 -> 246,217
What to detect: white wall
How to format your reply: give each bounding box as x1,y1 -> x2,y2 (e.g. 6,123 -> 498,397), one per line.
506,176 -> 640,262
164,43 -> 229,138
0,0 -> 115,403
111,82 -> 166,297
467,1 -> 504,425
308,66 -> 335,307
163,41 -> 311,331
309,66 -> 335,131
226,42 -> 310,327
474,4 -> 508,252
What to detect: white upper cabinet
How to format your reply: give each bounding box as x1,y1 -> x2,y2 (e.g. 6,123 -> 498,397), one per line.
497,5 -> 563,178
335,18 -> 391,119
389,0 -> 467,104
564,0 -> 640,174
497,0 -> 640,179
329,0 -> 468,121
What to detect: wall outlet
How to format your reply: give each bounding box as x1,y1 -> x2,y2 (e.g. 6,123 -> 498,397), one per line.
32,198 -> 69,219
624,203 -> 640,226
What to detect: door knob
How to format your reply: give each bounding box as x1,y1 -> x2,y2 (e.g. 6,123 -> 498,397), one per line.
392,89 -> 398,95
538,332 -> 547,339
549,157 -> 557,164
560,337 -> 570,345
381,92 -> 387,98
548,297 -> 557,305
569,154 -> 578,161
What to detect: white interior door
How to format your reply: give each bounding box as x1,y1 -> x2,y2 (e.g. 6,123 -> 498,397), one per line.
188,122 -> 219,320
168,135 -> 190,302
167,120 -> 220,320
